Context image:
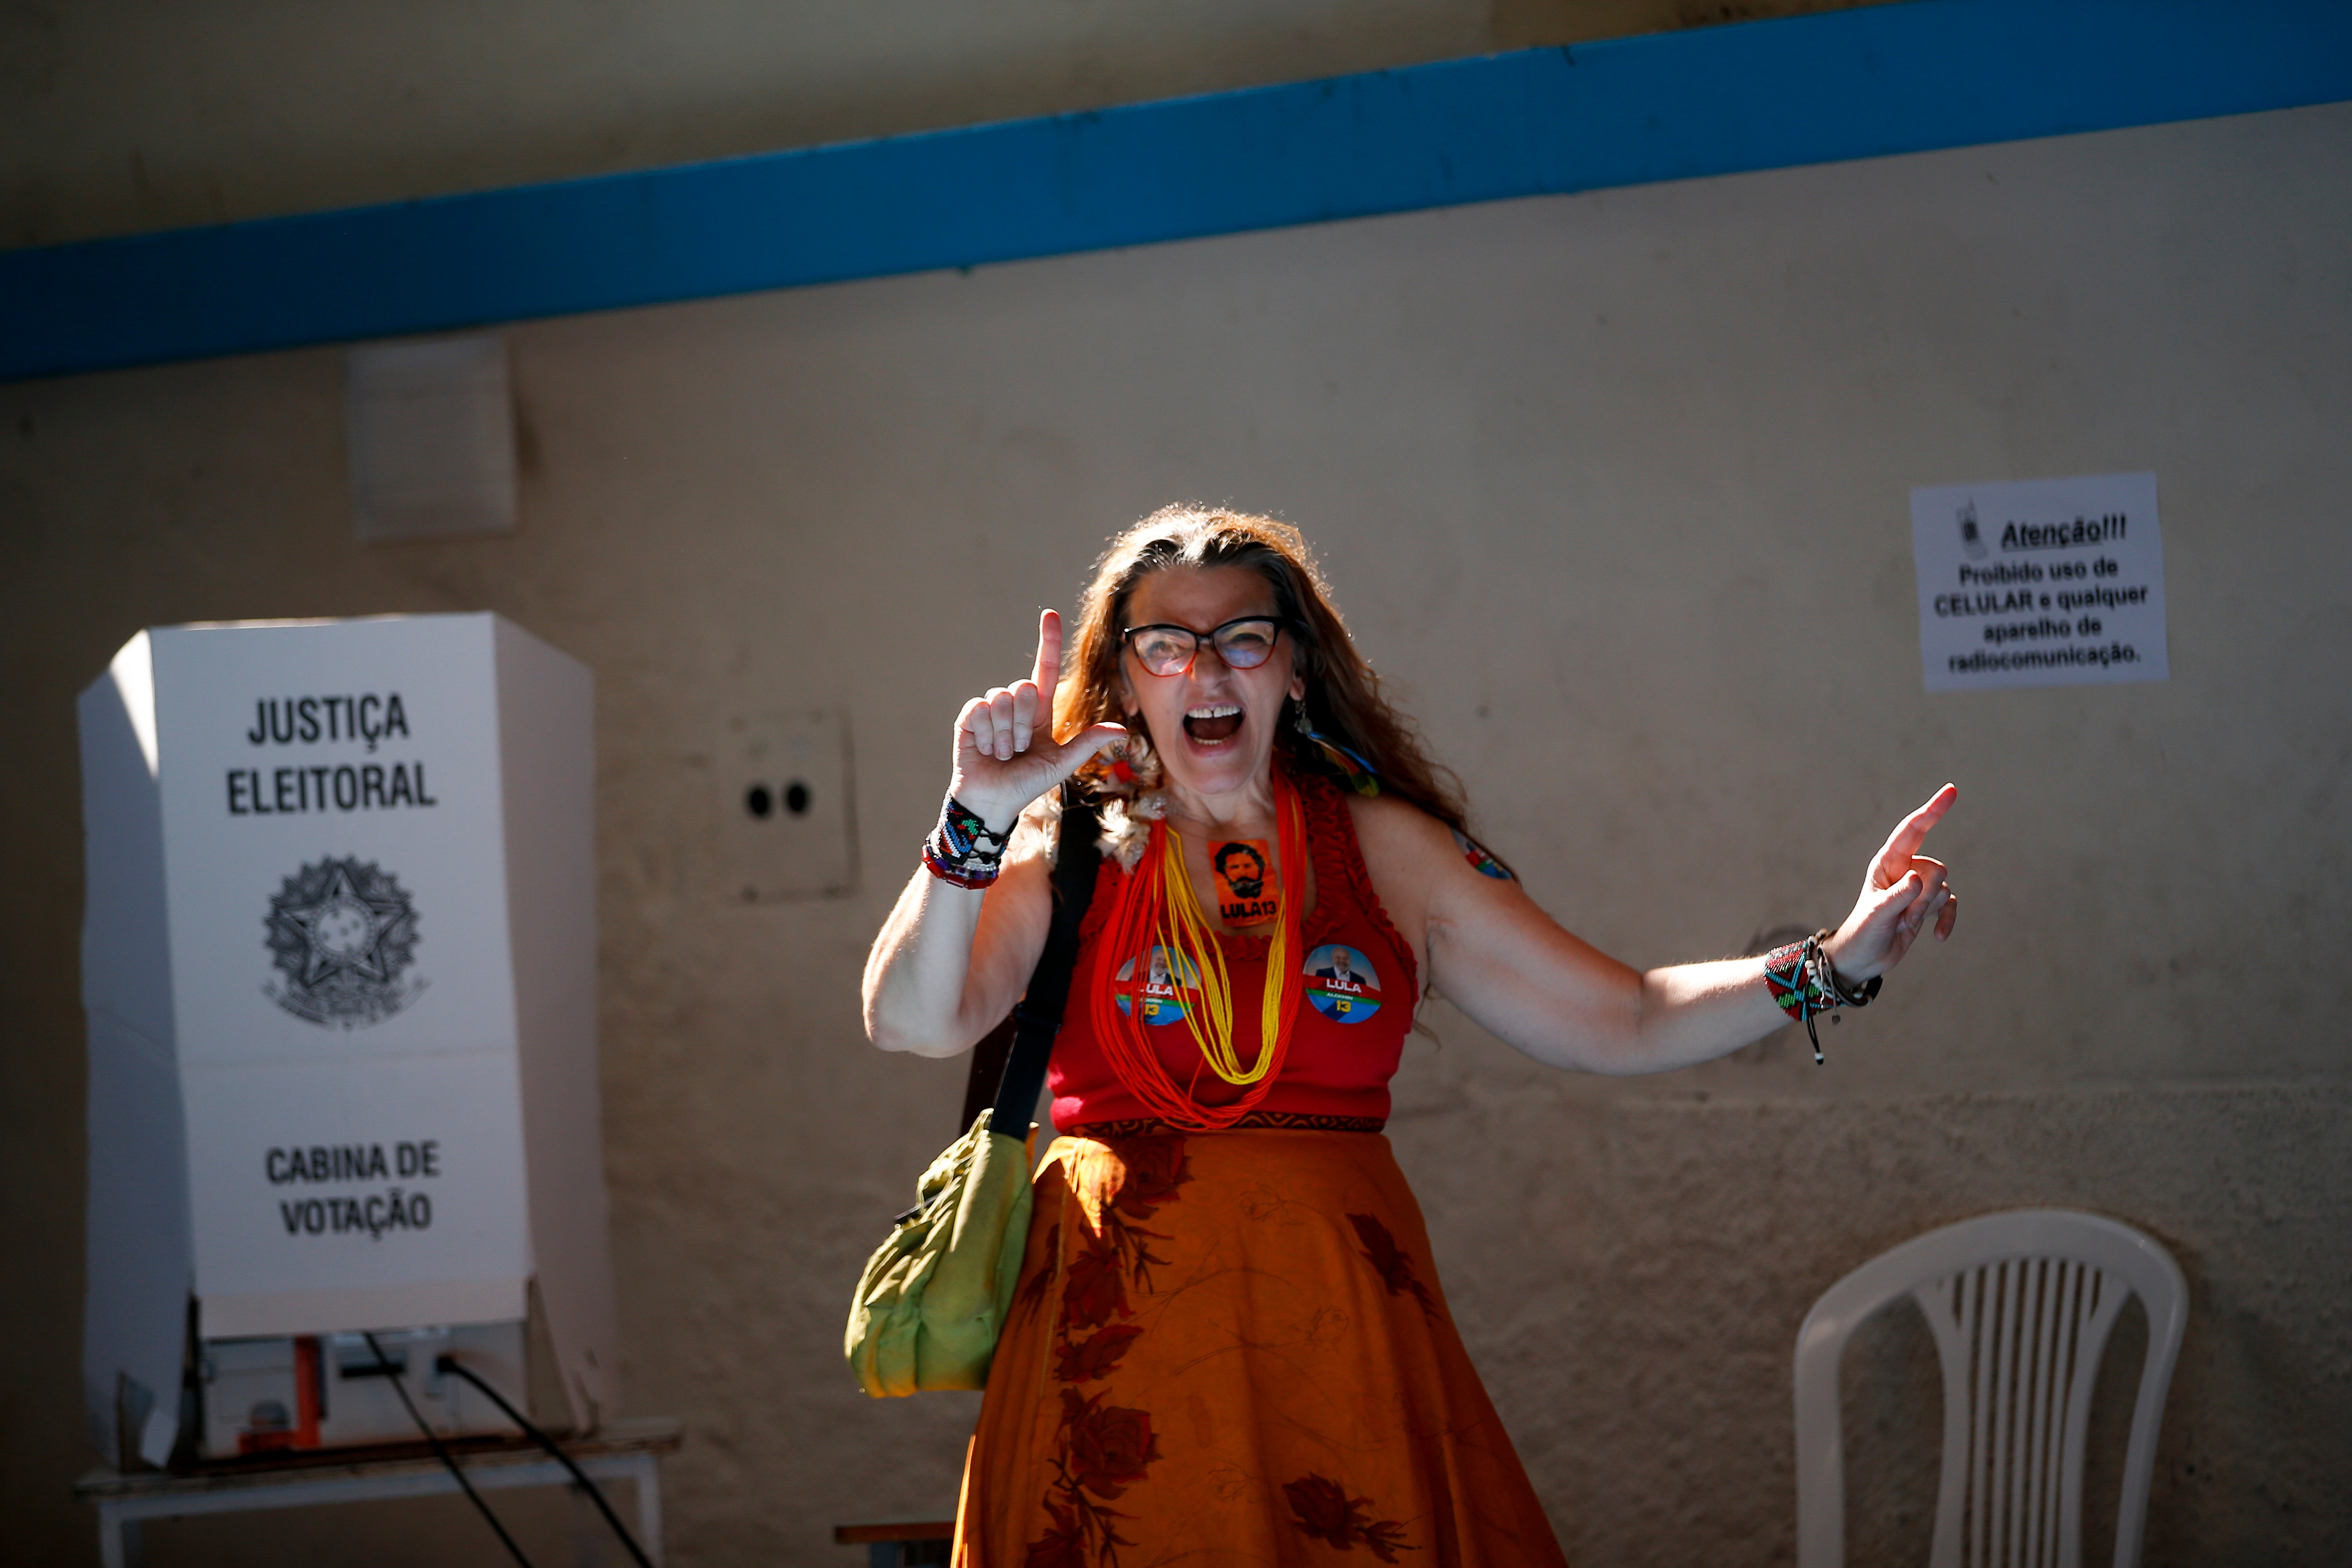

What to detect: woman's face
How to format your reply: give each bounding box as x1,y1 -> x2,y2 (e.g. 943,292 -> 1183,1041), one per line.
1118,564 -> 1304,802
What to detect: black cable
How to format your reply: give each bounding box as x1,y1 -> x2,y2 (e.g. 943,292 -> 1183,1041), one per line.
364,1333 -> 535,1568
436,1354 -> 657,1568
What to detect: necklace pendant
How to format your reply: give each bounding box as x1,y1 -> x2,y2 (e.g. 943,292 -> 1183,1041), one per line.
1209,838 -> 1281,927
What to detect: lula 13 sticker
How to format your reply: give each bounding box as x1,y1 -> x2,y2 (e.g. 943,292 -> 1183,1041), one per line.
1114,946 -> 1200,1025
1210,839 -> 1280,926
1303,944 -> 1382,1022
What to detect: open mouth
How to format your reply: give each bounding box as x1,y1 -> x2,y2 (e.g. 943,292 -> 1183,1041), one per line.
1182,703 -> 1244,745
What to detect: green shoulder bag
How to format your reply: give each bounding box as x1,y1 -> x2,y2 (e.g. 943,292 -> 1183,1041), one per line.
844,795 -> 1099,1397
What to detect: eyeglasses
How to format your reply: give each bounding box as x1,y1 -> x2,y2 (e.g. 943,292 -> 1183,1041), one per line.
1121,617 -> 1286,677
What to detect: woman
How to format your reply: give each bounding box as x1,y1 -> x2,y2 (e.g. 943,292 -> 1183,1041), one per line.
864,507 -> 1957,1565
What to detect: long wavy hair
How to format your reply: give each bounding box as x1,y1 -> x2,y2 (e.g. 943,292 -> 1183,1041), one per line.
1055,504 -> 1475,839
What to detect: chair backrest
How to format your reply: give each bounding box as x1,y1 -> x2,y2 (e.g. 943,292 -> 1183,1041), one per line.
1793,1210 -> 2187,1568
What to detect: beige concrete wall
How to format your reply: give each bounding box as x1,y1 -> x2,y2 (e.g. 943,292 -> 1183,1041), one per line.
5,99 -> 2348,1563
0,0 -> 1885,247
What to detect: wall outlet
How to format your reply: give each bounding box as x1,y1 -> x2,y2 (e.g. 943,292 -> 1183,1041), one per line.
719,711 -> 857,901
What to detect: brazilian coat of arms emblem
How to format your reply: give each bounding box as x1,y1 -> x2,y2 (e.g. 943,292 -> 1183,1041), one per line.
263,857 -> 426,1026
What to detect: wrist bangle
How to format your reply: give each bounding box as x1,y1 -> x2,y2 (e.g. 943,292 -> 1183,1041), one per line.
1818,941 -> 1882,1010
1762,929 -> 1882,1065
921,794 -> 1009,889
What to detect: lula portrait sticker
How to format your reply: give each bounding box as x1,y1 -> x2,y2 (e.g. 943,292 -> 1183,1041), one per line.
1210,839 -> 1280,926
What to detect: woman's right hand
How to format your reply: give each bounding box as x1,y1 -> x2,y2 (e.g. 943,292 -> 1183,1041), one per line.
951,609 -> 1126,829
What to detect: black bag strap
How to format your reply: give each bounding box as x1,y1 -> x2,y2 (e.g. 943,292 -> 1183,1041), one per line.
957,790 -> 1102,1135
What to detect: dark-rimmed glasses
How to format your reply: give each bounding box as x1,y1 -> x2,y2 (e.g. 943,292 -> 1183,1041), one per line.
1121,617 -> 1286,677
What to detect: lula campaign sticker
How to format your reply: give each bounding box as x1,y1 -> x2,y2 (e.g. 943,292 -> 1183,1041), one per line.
1303,944 -> 1381,1023
1209,838 -> 1281,926
1115,946 -> 1201,1026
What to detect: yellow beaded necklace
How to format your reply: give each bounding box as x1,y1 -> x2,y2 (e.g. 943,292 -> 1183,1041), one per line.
1091,773 -> 1308,1126
1159,817 -> 1292,1085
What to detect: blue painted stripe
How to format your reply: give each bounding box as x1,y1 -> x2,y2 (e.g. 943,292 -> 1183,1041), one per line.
5,0 -> 2349,382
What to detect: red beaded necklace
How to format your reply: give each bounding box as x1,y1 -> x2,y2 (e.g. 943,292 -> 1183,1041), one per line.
1086,772 -> 1308,1131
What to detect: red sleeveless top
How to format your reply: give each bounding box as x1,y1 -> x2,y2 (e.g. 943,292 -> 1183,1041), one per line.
1049,773 -> 1419,1132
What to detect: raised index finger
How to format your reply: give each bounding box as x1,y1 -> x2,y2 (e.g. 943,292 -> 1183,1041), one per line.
1873,783 -> 1958,887
1032,609 -> 1064,715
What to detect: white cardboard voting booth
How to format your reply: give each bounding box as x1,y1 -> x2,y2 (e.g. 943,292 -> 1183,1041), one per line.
79,612 -> 617,1465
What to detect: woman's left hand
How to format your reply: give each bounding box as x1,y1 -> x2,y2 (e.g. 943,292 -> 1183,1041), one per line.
1822,784 -> 1960,983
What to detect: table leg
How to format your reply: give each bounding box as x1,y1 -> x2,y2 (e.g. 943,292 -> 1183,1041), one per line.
631,1455 -> 664,1565
567,1479 -> 607,1568
106,1509 -> 144,1568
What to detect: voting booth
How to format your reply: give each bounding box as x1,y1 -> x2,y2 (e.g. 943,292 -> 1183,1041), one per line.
78,613 -> 617,1466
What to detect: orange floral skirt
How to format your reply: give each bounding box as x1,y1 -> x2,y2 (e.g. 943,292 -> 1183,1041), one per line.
952,1127 -> 1568,1567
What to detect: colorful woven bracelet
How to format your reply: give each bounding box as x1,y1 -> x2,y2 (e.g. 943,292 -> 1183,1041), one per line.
1761,929 -> 1882,1065
921,794 -> 1009,890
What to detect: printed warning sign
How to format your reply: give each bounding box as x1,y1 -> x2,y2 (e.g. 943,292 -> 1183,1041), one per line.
1911,472 -> 2169,692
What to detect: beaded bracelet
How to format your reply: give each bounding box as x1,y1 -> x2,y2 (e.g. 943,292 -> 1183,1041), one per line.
921,794 -> 1010,890
1761,929 -> 1882,1064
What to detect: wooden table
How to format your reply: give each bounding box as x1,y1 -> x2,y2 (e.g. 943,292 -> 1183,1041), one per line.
75,1416 -> 681,1568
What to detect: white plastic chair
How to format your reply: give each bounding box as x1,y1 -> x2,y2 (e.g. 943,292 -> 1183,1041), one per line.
1793,1209 -> 2187,1568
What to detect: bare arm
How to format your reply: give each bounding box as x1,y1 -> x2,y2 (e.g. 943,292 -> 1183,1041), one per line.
862,844 -> 1054,1058
1355,787 -> 1959,1074
861,610 -> 1122,1056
